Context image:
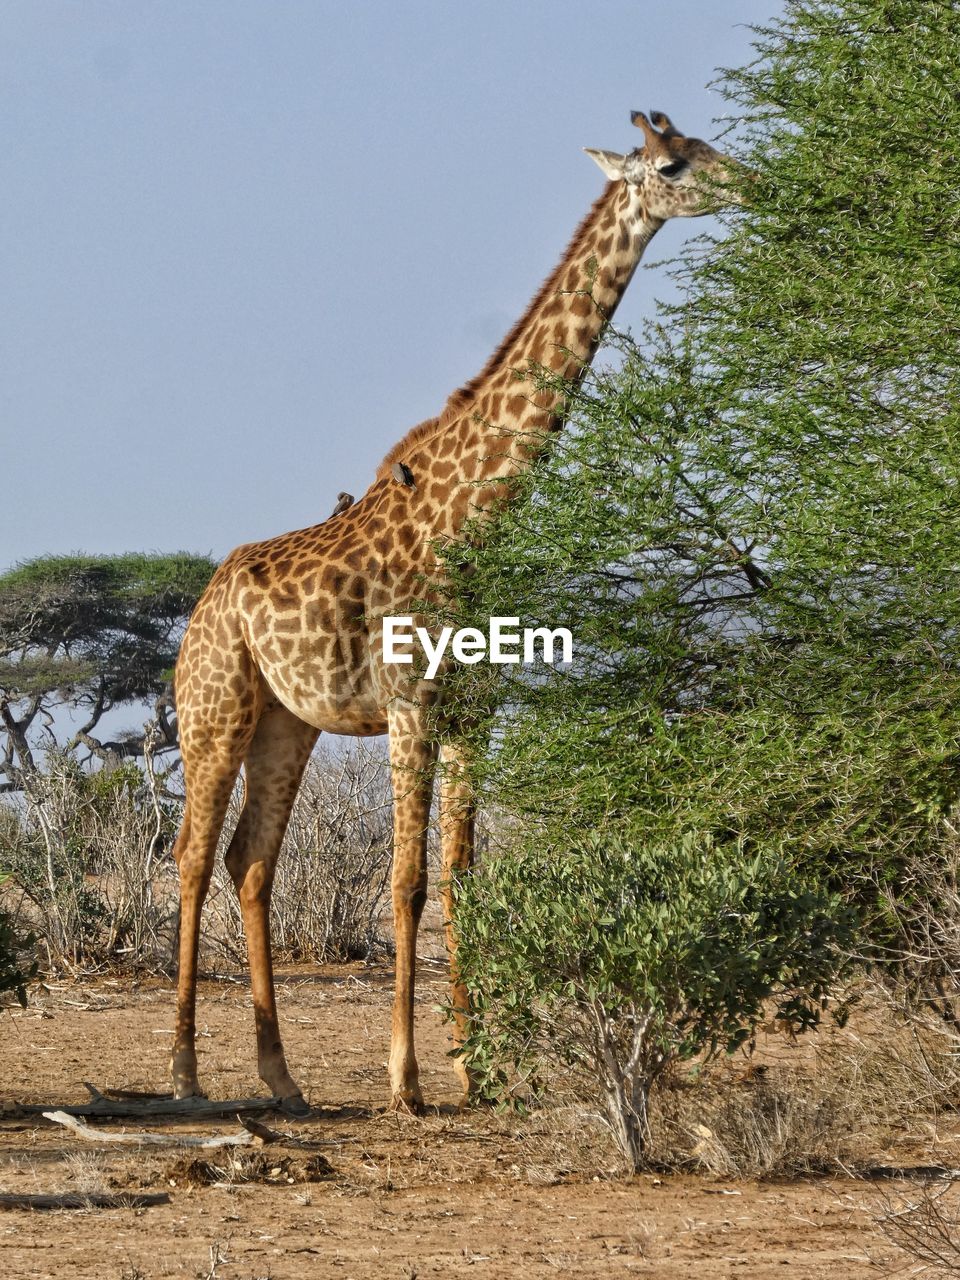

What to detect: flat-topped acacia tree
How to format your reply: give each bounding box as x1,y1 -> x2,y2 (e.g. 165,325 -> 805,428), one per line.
0,553 -> 216,789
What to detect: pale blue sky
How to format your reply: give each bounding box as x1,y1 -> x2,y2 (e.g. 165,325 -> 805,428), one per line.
1,1 -> 782,572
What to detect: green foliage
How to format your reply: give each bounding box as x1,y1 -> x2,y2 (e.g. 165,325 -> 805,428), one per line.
0,552 -> 216,787
0,552 -> 215,704
443,0 -> 960,919
438,0 -> 960,1158
452,832 -> 852,1165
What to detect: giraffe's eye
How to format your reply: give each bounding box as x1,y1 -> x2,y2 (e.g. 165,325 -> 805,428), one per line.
658,160 -> 688,179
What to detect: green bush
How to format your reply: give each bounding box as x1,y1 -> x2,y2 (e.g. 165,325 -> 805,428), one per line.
452,832 -> 853,1169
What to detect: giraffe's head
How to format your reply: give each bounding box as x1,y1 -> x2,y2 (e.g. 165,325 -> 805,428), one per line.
585,110 -> 737,219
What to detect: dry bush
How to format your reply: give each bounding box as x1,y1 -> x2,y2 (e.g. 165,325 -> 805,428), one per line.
1,741 -> 397,972
0,755 -> 177,970
427,979 -> 960,1181
509,1101 -> 620,1182
877,816 -> 960,1027
205,741 -> 395,965
641,986 -> 960,1178
872,1180 -> 960,1277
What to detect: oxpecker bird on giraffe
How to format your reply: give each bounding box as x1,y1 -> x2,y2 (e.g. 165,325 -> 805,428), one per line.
168,109 -> 740,1115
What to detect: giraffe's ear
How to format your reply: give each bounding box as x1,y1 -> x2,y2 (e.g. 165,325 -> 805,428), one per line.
583,148 -> 628,180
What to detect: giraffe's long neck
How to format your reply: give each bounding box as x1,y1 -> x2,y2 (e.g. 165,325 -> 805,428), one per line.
448,179 -> 660,437
378,178 -> 662,539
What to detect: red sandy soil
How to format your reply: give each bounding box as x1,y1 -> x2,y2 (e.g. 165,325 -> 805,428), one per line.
0,962 -> 942,1278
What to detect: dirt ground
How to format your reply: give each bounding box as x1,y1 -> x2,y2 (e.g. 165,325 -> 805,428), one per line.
0,959 -> 945,1279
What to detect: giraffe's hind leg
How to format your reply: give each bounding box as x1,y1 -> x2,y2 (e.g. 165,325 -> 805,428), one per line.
224,699 -> 319,1111
171,744 -> 250,1100
438,741 -> 478,1099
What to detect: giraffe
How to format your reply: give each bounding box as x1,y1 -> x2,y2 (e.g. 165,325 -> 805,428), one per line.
169,109 -> 736,1115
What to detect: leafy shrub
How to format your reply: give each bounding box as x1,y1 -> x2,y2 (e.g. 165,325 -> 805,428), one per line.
452,831 -> 854,1170
436,0 -> 960,1031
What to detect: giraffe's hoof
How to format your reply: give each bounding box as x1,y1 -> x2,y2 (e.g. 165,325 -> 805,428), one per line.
389,1088 -> 426,1117
171,1084 -> 207,1102
277,1092 -> 312,1118
172,1092 -> 210,1109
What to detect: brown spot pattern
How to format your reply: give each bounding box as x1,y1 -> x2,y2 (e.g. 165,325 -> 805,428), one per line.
169,111 -> 732,1116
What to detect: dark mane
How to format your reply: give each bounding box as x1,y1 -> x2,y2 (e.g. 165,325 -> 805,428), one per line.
376,179 -> 618,477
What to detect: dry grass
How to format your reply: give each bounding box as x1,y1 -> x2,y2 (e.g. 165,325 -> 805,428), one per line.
1,742 -> 397,973
872,1180 -> 960,1276
207,742 -> 395,966
61,1150 -> 110,1197
633,985 -> 960,1179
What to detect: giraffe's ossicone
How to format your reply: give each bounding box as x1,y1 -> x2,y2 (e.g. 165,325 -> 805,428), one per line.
169,109 -> 739,1115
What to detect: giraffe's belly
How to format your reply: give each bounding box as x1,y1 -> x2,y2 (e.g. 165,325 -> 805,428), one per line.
251,646 -> 389,737
244,600 -> 437,737
272,686 -> 389,736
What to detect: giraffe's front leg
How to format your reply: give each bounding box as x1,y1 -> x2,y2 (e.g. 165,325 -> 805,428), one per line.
438,741 -> 478,1100
387,713 -> 438,1114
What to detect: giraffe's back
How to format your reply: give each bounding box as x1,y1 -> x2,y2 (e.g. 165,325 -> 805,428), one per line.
176,480 -> 440,740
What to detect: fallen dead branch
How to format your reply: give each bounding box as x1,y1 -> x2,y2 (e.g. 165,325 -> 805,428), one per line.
18,1086 -> 285,1121
43,1110 -> 257,1149
0,1191 -> 170,1211
240,1117 -> 307,1145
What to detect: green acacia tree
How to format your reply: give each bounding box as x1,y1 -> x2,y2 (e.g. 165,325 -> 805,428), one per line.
440,0 -> 960,1159
0,552 -> 216,976
0,553 -> 216,790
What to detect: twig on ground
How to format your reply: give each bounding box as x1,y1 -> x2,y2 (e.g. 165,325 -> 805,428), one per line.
43,1110 -> 257,1149
0,1191 -> 170,1211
